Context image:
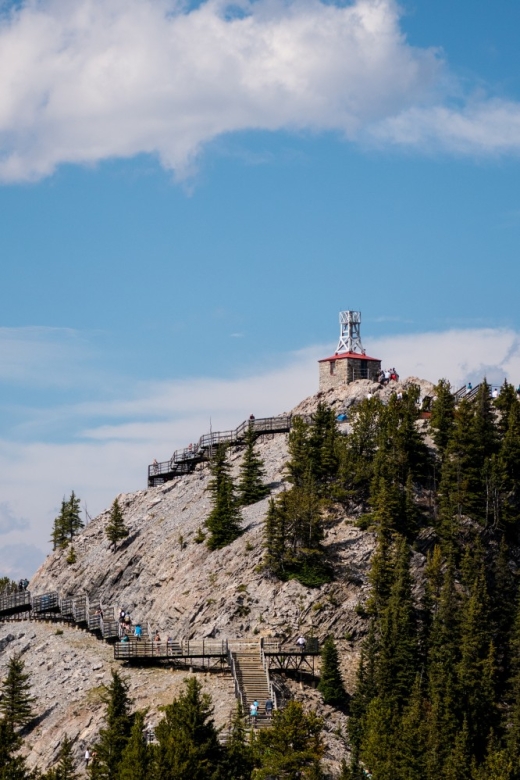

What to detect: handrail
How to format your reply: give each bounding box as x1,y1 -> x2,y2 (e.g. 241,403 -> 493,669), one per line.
260,639 -> 279,711
228,649 -> 246,712
148,414 -> 302,483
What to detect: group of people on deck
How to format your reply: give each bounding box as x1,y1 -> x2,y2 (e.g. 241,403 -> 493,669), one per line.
377,368 -> 399,384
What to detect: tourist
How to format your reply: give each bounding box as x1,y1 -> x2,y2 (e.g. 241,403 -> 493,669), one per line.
154,630 -> 161,643
467,382 -> 473,393
249,414 -> 255,421
134,623 -> 142,641
265,698 -> 273,718
120,634 -> 129,643
492,387 -> 499,399
152,458 -> 159,473
250,701 -> 258,725
296,635 -> 306,652
384,369 -> 391,384
85,748 -> 91,767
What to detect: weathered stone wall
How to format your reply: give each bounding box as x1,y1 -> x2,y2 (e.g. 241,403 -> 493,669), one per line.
319,358 -> 348,391
319,358 -> 381,390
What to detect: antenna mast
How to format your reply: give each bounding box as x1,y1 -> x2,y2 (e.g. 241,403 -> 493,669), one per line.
336,310 -> 364,354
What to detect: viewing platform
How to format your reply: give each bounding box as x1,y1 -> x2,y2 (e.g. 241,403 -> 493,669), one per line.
114,638 -> 229,663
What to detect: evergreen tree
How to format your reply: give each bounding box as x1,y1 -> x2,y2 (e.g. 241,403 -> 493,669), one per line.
105,498 -> 129,551
221,705 -> 254,780
205,445 -> 242,550
66,545 -> 77,565
263,496 -> 287,577
238,425 -> 270,506
285,417 -> 311,489
376,536 -> 417,708
118,711 -> 151,780
0,653 -> 35,729
254,701 -> 325,780
317,636 -> 347,706
51,493 -> 84,550
154,677 -> 222,780
457,568 -> 496,756
0,719 -> 31,780
430,379 -> 456,457
62,491 -> 83,543
51,499 -> 69,551
90,670 -> 133,780
51,736 -> 78,780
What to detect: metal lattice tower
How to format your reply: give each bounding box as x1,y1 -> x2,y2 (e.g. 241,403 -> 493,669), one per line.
336,311 -> 364,354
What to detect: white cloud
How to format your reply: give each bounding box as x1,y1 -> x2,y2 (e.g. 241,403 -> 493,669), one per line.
0,502 -> 29,534
0,0 -> 443,181
0,326 -> 94,386
2,326 -> 520,578
369,100 -> 520,155
371,327 -> 520,388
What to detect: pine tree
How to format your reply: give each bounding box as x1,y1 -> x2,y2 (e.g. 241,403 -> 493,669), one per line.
205,445 -> 242,550
254,701 -> 325,780
0,653 -> 35,729
456,568 -> 496,755
52,736 -> 78,780
285,417 -> 311,489
91,670 -> 133,780
51,493 -> 84,550
430,379 -> 456,457
51,499 -> 69,551
317,636 -> 347,706
118,711 -> 151,780
105,498 -> 129,551
0,719 -> 31,780
238,425 -> 270,506
443,716 -> 471,780
221,705 -> 254,780
62,491 -> 83,544
154,677 -> 222,780
263,495 -> 287,576
376,536 -> 417,708
66,545 -> 77,565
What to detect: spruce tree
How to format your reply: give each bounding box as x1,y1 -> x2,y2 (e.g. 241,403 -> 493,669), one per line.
52,736 -> 78,780
254,701 -> 325,780
105,498 -> 129,551
51,499 -> 69,551
205,445 -> 242,550
0,719 -> 31,780
317,636 -> 347,706
154,677 -> 222,780
62,491 -> 83,543
238,425 -> 270,506
91,670 -> 133,780
263,495 -> 287,577
118,711 -> 151,780
430,379 -> 456,457
0,653 -> 35,729
221,705 -> 254,780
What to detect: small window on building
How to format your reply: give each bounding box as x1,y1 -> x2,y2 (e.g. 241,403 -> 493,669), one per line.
330,361 -> 336,375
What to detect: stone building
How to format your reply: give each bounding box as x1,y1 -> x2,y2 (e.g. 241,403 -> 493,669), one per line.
318,311 -> 381,391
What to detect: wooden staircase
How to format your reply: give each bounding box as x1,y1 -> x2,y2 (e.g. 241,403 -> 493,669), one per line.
231,650 -> 272,728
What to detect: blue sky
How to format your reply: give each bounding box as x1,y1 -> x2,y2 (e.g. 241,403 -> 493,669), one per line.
1,0 -> 520,577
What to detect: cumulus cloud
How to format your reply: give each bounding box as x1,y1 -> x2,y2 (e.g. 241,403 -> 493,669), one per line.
0,0 -> 444,181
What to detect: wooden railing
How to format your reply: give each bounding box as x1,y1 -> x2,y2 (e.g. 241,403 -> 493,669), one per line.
0,590 -> 31,615
147,415 -> 313,486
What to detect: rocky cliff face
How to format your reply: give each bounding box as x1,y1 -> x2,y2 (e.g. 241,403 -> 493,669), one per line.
1,378 -> 434,774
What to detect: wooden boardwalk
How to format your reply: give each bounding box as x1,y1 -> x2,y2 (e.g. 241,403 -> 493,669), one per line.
147,414 -> 311,487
